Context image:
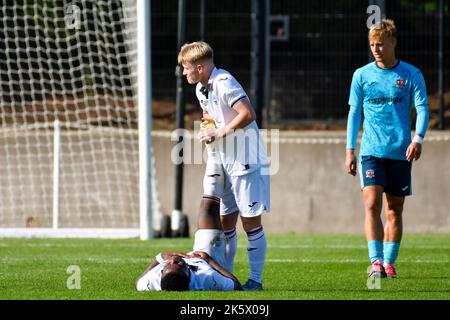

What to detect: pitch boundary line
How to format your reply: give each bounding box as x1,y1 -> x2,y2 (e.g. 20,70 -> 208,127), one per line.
1,242 -> 449,250
0,257 -> 448,264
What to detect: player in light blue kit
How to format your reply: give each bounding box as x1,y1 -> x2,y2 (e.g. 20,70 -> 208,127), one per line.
346,19 -> 429,279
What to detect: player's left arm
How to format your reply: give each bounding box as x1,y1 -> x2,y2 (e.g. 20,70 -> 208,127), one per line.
224,97 -> 256,131
198,77 -> 256,143
346,70 -> 363,175
190,251 -> 243,290
406,71 -> 429,162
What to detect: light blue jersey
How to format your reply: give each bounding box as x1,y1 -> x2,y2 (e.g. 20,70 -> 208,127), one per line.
347,60 -> 429,160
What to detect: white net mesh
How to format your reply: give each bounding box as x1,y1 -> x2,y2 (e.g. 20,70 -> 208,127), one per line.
0,0 -> 141,231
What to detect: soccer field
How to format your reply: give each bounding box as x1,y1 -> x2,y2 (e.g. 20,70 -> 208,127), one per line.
1,234 -> 449,300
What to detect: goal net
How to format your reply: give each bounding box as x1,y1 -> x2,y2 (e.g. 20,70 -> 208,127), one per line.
0,0 -> 157,238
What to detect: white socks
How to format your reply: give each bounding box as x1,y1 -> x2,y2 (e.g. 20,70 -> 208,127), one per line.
246,225 -> 266,284
223,228 -> 237,273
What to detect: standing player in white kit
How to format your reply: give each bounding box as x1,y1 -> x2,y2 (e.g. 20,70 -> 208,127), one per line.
178,41 -> 271,290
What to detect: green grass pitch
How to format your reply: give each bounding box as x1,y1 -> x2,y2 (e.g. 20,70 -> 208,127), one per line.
1,233 -> 449,300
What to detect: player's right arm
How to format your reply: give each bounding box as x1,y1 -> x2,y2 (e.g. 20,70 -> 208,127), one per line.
346,70 -> 363,176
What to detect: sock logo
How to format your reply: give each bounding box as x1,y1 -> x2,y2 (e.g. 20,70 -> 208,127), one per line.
247,247 -> 257,252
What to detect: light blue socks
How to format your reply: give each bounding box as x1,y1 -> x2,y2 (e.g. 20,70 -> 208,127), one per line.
368,240 -> 400,265
368,240 -> 384,263
383,242 -> 400,265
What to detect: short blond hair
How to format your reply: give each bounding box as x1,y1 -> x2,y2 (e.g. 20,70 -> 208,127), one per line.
177,41 -> 214,65
368,19 -> 396,40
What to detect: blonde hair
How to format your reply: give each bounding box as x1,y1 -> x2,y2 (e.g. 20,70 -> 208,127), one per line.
368,19 -> 396,40
177,41 -> 214,65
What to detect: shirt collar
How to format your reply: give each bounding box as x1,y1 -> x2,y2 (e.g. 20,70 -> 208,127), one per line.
374,59 -> 401,70
207,67 -> 219,85
200,67 -> 218,98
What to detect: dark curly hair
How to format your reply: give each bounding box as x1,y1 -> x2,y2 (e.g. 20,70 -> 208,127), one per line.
160,271 -> 190,291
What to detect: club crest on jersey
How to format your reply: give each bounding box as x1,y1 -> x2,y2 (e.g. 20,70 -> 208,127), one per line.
396,79 -> 405,89
366,169 -> 375,179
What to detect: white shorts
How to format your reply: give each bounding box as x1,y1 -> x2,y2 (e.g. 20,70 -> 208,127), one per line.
220,169 -> 270,218
190,229 -> 226,268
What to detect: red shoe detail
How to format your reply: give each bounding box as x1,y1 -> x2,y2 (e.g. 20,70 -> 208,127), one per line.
384,263 -> 398,278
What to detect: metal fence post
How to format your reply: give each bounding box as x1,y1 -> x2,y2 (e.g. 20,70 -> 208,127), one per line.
438,0 -> 445,130
173,0 -> 187,237
251,0 -> 266,128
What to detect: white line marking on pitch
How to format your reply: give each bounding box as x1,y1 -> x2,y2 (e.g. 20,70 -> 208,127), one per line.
0,257 -> 448,264
1,243 -> 449,250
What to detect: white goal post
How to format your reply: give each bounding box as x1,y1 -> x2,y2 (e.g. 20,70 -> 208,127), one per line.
0,0 -> 157,239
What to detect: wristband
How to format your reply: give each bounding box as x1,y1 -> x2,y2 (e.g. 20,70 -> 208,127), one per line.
155,253 -> 165,264
413,135 -> 424,144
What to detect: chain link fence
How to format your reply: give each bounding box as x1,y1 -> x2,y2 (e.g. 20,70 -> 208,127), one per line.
151,0 -> 449,128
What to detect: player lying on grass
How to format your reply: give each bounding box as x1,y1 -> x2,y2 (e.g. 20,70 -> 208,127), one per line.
135,247 -> 241,291
135,143 -> 242,291
135,223 -> 242,292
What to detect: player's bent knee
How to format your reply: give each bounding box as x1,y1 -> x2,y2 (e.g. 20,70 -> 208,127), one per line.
198,197 -> 222,229
200,195 -> 220,214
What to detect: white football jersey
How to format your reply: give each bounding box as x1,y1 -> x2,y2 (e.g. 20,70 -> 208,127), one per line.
135,230 -> 234,291
196,67 -> 269,176
135,257 -> 234,291
184,257 -> 235,291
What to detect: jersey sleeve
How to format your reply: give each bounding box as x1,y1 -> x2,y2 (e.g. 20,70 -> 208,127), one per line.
210,270 -> 236,291
136,264 -> 163,291
348,69 -> 364,108
217,76 -> 247,108
346,70 -> 363,150
411,71 -> 429,136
